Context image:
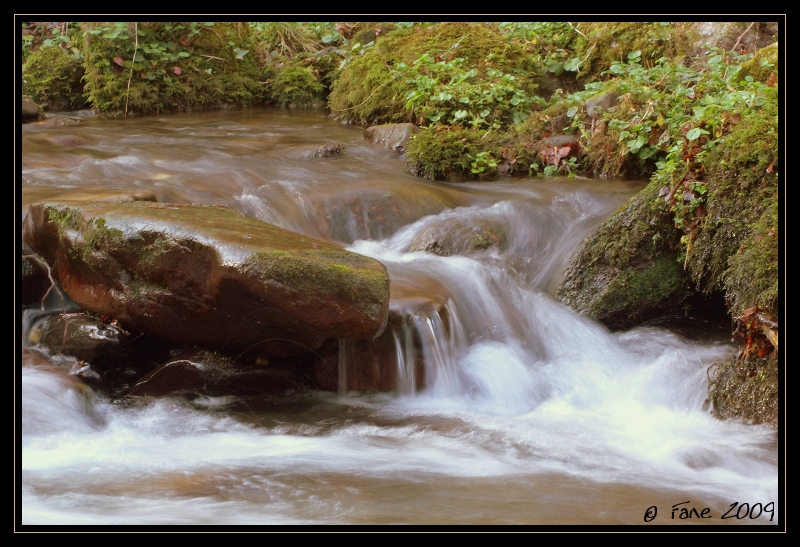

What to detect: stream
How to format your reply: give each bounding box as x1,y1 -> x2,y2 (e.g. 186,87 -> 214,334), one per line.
19,108 -> 779,526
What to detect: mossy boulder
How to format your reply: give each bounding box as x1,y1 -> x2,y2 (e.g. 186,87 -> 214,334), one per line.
81,22 -> 264,116
708,352 -> 778,425
556,178 -> 694,330
555,88 -> 779,425
405,125 -> 503,181
266,65 -> 325,107
22,200 -> 390,359
22,45 -> 86,111
738,42 -> 778,83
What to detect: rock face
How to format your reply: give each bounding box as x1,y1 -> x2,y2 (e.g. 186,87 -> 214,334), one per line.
363,123 -> 420,151
22,200 -> 391,359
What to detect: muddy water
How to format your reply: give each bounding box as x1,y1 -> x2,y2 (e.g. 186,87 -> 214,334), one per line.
19,108 -> 779,526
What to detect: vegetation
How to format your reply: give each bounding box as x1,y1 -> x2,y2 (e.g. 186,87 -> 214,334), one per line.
23,45 -> 86,110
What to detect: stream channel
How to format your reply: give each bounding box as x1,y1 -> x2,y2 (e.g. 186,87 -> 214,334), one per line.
19,108 -> 779,526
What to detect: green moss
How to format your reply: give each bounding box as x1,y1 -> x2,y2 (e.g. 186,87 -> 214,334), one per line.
708,351 -> 778,426
267,65 -> 324,107
738,42 -> 778,83
46,205 -> 83,231
82,22 -> 264,116
724,194 -> 778,317
592,254 -> 684,324
22,45 -> 86,110
243,250 -> 389,321
577,22 -> 696,82
328,22 -> 542,125
687,92 -> 779,312
405,125 -> 501,181
556,178 -> 693,329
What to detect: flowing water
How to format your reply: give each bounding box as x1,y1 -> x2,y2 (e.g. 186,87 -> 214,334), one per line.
19,108 -> 779,526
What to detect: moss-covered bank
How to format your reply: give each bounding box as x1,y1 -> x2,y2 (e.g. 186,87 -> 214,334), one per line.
556,91 -> 780,426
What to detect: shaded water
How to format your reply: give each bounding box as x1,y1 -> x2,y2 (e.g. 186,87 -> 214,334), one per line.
19,108 -> 779,526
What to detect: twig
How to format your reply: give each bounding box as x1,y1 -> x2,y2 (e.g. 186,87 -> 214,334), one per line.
23,253 -> 66,311
732,22 -> 756,53
331,76 -> 395,112
568,22 -> 588,41
124,22 -> 139,118
199,54 -> 229,64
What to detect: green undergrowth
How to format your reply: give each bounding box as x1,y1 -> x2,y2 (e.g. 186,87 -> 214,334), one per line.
328,22 -> 544,126
82,22 -> 264,116
22,45 -> 86,110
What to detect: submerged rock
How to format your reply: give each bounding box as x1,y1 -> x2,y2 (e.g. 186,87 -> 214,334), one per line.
22,200 -> 390,359
407,217 -> 507,257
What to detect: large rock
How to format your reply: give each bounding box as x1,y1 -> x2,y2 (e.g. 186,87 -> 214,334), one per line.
22,200 -> 390,358
363,123 -> 420,152
407,217 -> 508,256
21,95 -> 43,123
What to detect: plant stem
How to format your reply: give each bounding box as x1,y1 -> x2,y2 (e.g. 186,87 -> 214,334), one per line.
124,22 -> 139,118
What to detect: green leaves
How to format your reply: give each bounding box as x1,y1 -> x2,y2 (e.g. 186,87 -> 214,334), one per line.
686,127 -> 709,141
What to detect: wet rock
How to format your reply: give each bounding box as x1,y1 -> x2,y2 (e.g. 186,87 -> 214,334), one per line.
39,116 -> 84,127
24,310 -> 175,392
28,312 -> 132,367
129,360 -> 203,397
22,200 -> 390,359
225,368 -> 309,396
585,92 -> 619,119
21,95 -> 43,122
540,134 -> 580,148
21,254 -> 51,307
305,282 -> 447,393
286,141 -> 345,158
363,123 -> 420,151
312,186 -> 456,243
407,217 -> 508,256
311,141 -> 344,157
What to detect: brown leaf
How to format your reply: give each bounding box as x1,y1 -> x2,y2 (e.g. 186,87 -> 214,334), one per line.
765,71 -> 778,87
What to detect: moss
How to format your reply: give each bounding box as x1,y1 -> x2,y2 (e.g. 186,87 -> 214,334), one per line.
724,194 -> 778,318
708,351 -> 778,426
243,250 -> 389,321
687,92 -> 779,311
22,45 -> 86,111
328,22 -> 542,125
576,22 -> 696,83
82,22 -> 264,116
46,205 -> 83,232
592,254 -> 684,324
405,125 -> 502,181
267,65 -> 325,107
736,42 -> 778,84
556,178 -> 694,329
